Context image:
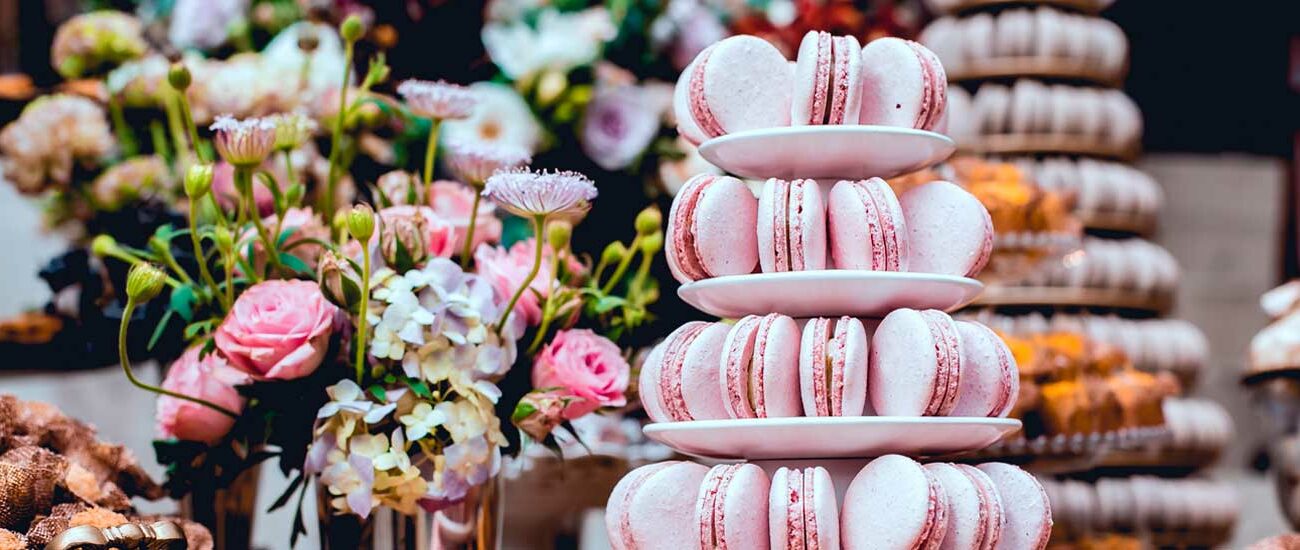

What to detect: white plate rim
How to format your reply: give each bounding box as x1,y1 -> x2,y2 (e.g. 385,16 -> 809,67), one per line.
698,124 -> 957,151
643,415 -> 1021,434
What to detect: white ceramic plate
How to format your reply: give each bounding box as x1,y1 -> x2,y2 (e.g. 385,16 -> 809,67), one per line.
644,416 -> 1022,460
677,270 -> 984,319
697,126 -> 956,181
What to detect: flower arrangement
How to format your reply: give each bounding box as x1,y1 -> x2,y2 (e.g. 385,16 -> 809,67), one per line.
1,9 -> 663,544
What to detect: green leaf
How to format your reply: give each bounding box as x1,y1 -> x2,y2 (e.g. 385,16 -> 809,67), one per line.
367,384 -> 387,402
511,402 -> 538,424
383,374 -> 397,384
184,319 -> 215,340
169,285 -> 196,321
267,473 -> 303,512
405,378 -> 433,399
593,295 -> 626,314
148,309 -> 175,351
340,276 -> 362,309
276,226 -> 299,248
278,253 -> 312,276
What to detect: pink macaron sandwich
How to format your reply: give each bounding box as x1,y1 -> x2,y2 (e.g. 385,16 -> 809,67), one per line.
827,178 -> 909,272
792,31 -> 864,125
759,178 -> 827,273
697,463 -> 771,550
869,308 -> 964,417
950,321 -> 1019,418
799,316 -> 869,417
639,321 -> 731,423
899,180 -> 993,278
606,461 -> 710,550
925,463 -> 1005,550
666,174 -> 759,284
720,313 -> 803,419
858,37 -> 948,131
977,463 -> 1052,550
674,35 -> 793,145
842,454 -> 949,550
770,466 -> 839,550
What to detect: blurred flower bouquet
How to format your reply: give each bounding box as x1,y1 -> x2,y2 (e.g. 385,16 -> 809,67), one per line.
1,9 -> 663,545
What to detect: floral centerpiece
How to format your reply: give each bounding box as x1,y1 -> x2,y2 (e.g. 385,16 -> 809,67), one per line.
2,9 -> 663,547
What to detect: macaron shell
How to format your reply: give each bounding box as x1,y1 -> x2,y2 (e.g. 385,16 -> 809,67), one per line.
859,38 -> 928,127
926,463 -> 990,550
606,461 -> 674,550
801,317 -> 870,417
655,321 -> 711,421
792,31 -> 832,126
701,464 -> 771,550
900,180 -> 993,277
951,321 -> 1019,418
977,463 -> 1052,550
829,35 -> 864,124
827,178 -> 908,271
638,341 -> 671,423
805,467 -> 839,550
610,461 -> 710,550
756,314 -> 804,418
667,174 -> 759,283
699,35 -> 794,135
769,467 -> 805,550
673,49 -> 712,146
957,464 -> 1005,550
843,455 -> 949,550
758,179 -> 827,272
870,309 -> 944,416
680,322 -> 733,421
721,315 -> 763,419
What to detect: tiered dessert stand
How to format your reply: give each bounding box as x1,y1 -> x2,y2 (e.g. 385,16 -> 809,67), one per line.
635,123 -> 1030,525
924,0 -> 1235,545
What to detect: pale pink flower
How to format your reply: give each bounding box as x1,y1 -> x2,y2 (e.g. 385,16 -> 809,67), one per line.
482,168 -> 597,219
473,238 -> 579,326
397,79 -> 476,120
376,170 -> 421,206
444,142 -> 530,186
156,346 -> 247,444
427,180 -> 502,250
239,207 -> 329,273
579,86 -> 660,171
211,161 -> 277,217
214,280 -> 340,380
532,329 -> 629,418
210,114 -> 277,166
377,206 -> 457,260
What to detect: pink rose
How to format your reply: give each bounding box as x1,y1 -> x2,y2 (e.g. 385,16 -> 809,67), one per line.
156,346 -> 247,444
531,329 -> 630,419
211,161 -> 278,217
512,389 -> 590,441
377,205 -> 457,260
215,280 -> 340,380
427,181 -> 502,251
473,238 -> 582,326
240,207 -> 329,274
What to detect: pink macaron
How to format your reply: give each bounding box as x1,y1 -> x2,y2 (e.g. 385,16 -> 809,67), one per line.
639,321 -> 731,423
870,308 -> 964,417
858,37 -> 948,131
827,178 -> 909,271
759,178 -> 827,273
606,461 -> 710,550
799,316 -> 869,417
674,35 -> 793,145
770,466 -> 839,550
666,174 -> 759,284
900,180 -> 993,277
792,31 -> 864,125
842,454 -> 949,550
720,313 -> 803,419
977,463 -> 1052,550
951,321 -> 1019,418
697,463 -> 771,550
926,463 -> 1004,550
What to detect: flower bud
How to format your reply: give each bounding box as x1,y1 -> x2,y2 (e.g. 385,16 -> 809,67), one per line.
380,214 -> 428,267
213,226 -> 234,252
184,163 -> 214,198
601,241 -> 627,266
332,209 -> 349,237
640,230 -> 663,255
148,235 -> 170,256
126,263 -> 168,302
168,62 -> 192,91
535,70 -> 568,107
91,234 -> 117,257
347,204 -> 376,242
340,15 -> 364,43
512,390 -> 584,442
635,207 -> 662,235
284,183 -> 304,207
317,250 -> 359,308
547,221 -> 572,252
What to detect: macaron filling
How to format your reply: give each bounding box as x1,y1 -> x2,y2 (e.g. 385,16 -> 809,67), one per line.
863,179 -> 904,271
828,317 -> 850,416
915,468 -> 948,550
827,36 -> 852,125
921,310 -> 962,416
802,468 -> 821,550
688,48 -> 727,139
699,465 -> 740,550
847,180 -> 888,271
809,32 -> 831,125
723,316 -> 762,418
671,176 -> 715,281
783,469 -> 807,549
750,314 -> 777,416
659,322 -> 709,421
775,180 -> 792,272
808,318 -> 831,417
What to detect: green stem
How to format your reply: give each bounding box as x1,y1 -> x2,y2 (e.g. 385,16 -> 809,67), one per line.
223,248 -> 235,306
177,92 -> 205,163
237,167 -> 282,275
601,235 -> 642,295
496,215 -> 546,336
527,245 -> 562,354
459,190 -> 482,269
354,244 -> 372,383
108,97 -> 138,157
163,90 -> 191,168
188,197 -> 227,310
323,40 -> 355,217
119,299 -> 239,418
156,247 -> 194,285
422,119 -> 441,186
282,149 -> 297,190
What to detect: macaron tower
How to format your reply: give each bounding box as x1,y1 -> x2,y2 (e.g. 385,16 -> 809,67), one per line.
920,0 -> 1232,546
609,31 -> 1052,550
